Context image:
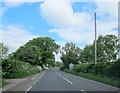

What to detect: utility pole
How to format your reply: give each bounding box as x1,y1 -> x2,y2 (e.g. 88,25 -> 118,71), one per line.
94,13 -> 97,64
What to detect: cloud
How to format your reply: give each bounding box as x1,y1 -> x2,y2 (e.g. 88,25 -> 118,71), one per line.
3,0 -> 44,2
41,0 -> 118,45
0,2 -> 24,16
40,0 -> 92,27
49,27 -> 94,43
49,22 -> 117,44
0,24 -> 39,53
55,41 -> 66,61
95,2 -> 118,20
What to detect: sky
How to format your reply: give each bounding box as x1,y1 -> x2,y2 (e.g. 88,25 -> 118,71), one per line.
0,0 -> 119,61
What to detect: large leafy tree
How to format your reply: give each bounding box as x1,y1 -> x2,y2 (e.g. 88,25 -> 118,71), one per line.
96,34 -> 119,62
26,37 -> 60,53
25,37 -> 60,65
13,45 -> 42,65
80,45 -> 94,63
80,34 -> 119,63
60,42 -> 81,69
12,37 -> 60,66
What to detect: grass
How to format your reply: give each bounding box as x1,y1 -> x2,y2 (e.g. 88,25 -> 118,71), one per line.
3,69 -> 41,79
64,70 -> 119,88
0,76 -> 8,88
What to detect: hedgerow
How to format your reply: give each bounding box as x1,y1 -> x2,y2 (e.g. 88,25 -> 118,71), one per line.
73,59 -> 120,78
2,59 -> 42,78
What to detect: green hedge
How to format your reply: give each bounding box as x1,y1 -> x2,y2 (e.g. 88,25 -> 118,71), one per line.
73,59 -> 120,78
2,59 -> 42,78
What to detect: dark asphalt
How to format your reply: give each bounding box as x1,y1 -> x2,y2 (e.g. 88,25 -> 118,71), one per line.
28,67 -> 119,92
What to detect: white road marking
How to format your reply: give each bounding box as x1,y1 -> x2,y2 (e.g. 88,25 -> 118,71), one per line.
31,77 -> 36,80
27,72 -> 45,91
58,74 -> 62,77
63,77 -> 73,85
38,71 -> 46,79
27,86 -> 32,91
81,90 -> 87,93
31,73 -> 41,80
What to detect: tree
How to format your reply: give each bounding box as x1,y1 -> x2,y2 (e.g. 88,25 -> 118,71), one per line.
80,34 -> 119,63
0,42 -> 8,60
96,34 -> 119,62
60,42 -> 81,69
13,45 -> 42,65
80,45 -> 94,63
11,37 -> 60,66
25,37 -> 60,65
26,37 -> 60,54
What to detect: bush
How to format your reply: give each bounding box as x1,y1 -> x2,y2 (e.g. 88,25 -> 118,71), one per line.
60,64 -> 66,71
73,59 -> 120,78
92,62 -> 106,75
2,59 -> 42,78
107,59 -> 120,78
74,63 -> 95,73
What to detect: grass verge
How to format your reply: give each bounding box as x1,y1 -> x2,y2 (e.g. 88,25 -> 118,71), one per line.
3,71 -> 40,79
0,77 -> 8,88
64,70 -> 119,88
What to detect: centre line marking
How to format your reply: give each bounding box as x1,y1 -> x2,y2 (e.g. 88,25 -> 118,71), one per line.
63,77 -> 73,85
58,74 -> 62,77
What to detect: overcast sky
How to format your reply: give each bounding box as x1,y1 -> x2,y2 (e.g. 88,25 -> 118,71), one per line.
0,0 -> 118,61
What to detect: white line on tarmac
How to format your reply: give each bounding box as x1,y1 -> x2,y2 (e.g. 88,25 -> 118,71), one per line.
27,86 -> 32,91
26,71 -> 46,92
81,89 -> 87,93
58,74 -> 62,77
62,77 -> 73,85
38,71 -> 46,79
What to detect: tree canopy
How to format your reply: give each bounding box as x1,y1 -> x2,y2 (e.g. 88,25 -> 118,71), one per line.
60,42 -> 81,69
11,37 -> 60,66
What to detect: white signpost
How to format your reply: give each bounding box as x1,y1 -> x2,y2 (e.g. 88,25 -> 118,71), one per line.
69,63 -> 74,71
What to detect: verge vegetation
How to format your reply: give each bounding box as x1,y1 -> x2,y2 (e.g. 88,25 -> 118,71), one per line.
63,59 -> 120,88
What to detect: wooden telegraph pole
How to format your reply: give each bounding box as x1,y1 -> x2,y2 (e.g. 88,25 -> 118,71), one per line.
94,13 -> 97,64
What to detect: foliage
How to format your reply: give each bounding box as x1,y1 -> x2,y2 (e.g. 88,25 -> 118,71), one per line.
96,35 -> 119,62
56,62 -> 63,67
80,34 -> 119,63
0,42 -> 8,60
74,63 -> 95,73
80,45 -> 94,63
2,59 -> 42,78
60,42 -> 81,69
12,45 -> 42,65
73,59 -> 120,78
0,78 -> 8,88
10,37 -> 60,66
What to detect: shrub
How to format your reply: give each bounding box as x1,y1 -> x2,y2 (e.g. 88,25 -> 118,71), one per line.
2,59 -> 42,78
107,59 -> 120,78
74,63 -> 95,73
73,59 -> 120,78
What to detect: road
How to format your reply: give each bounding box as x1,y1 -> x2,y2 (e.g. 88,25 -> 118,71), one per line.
26,67 -> 119,92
